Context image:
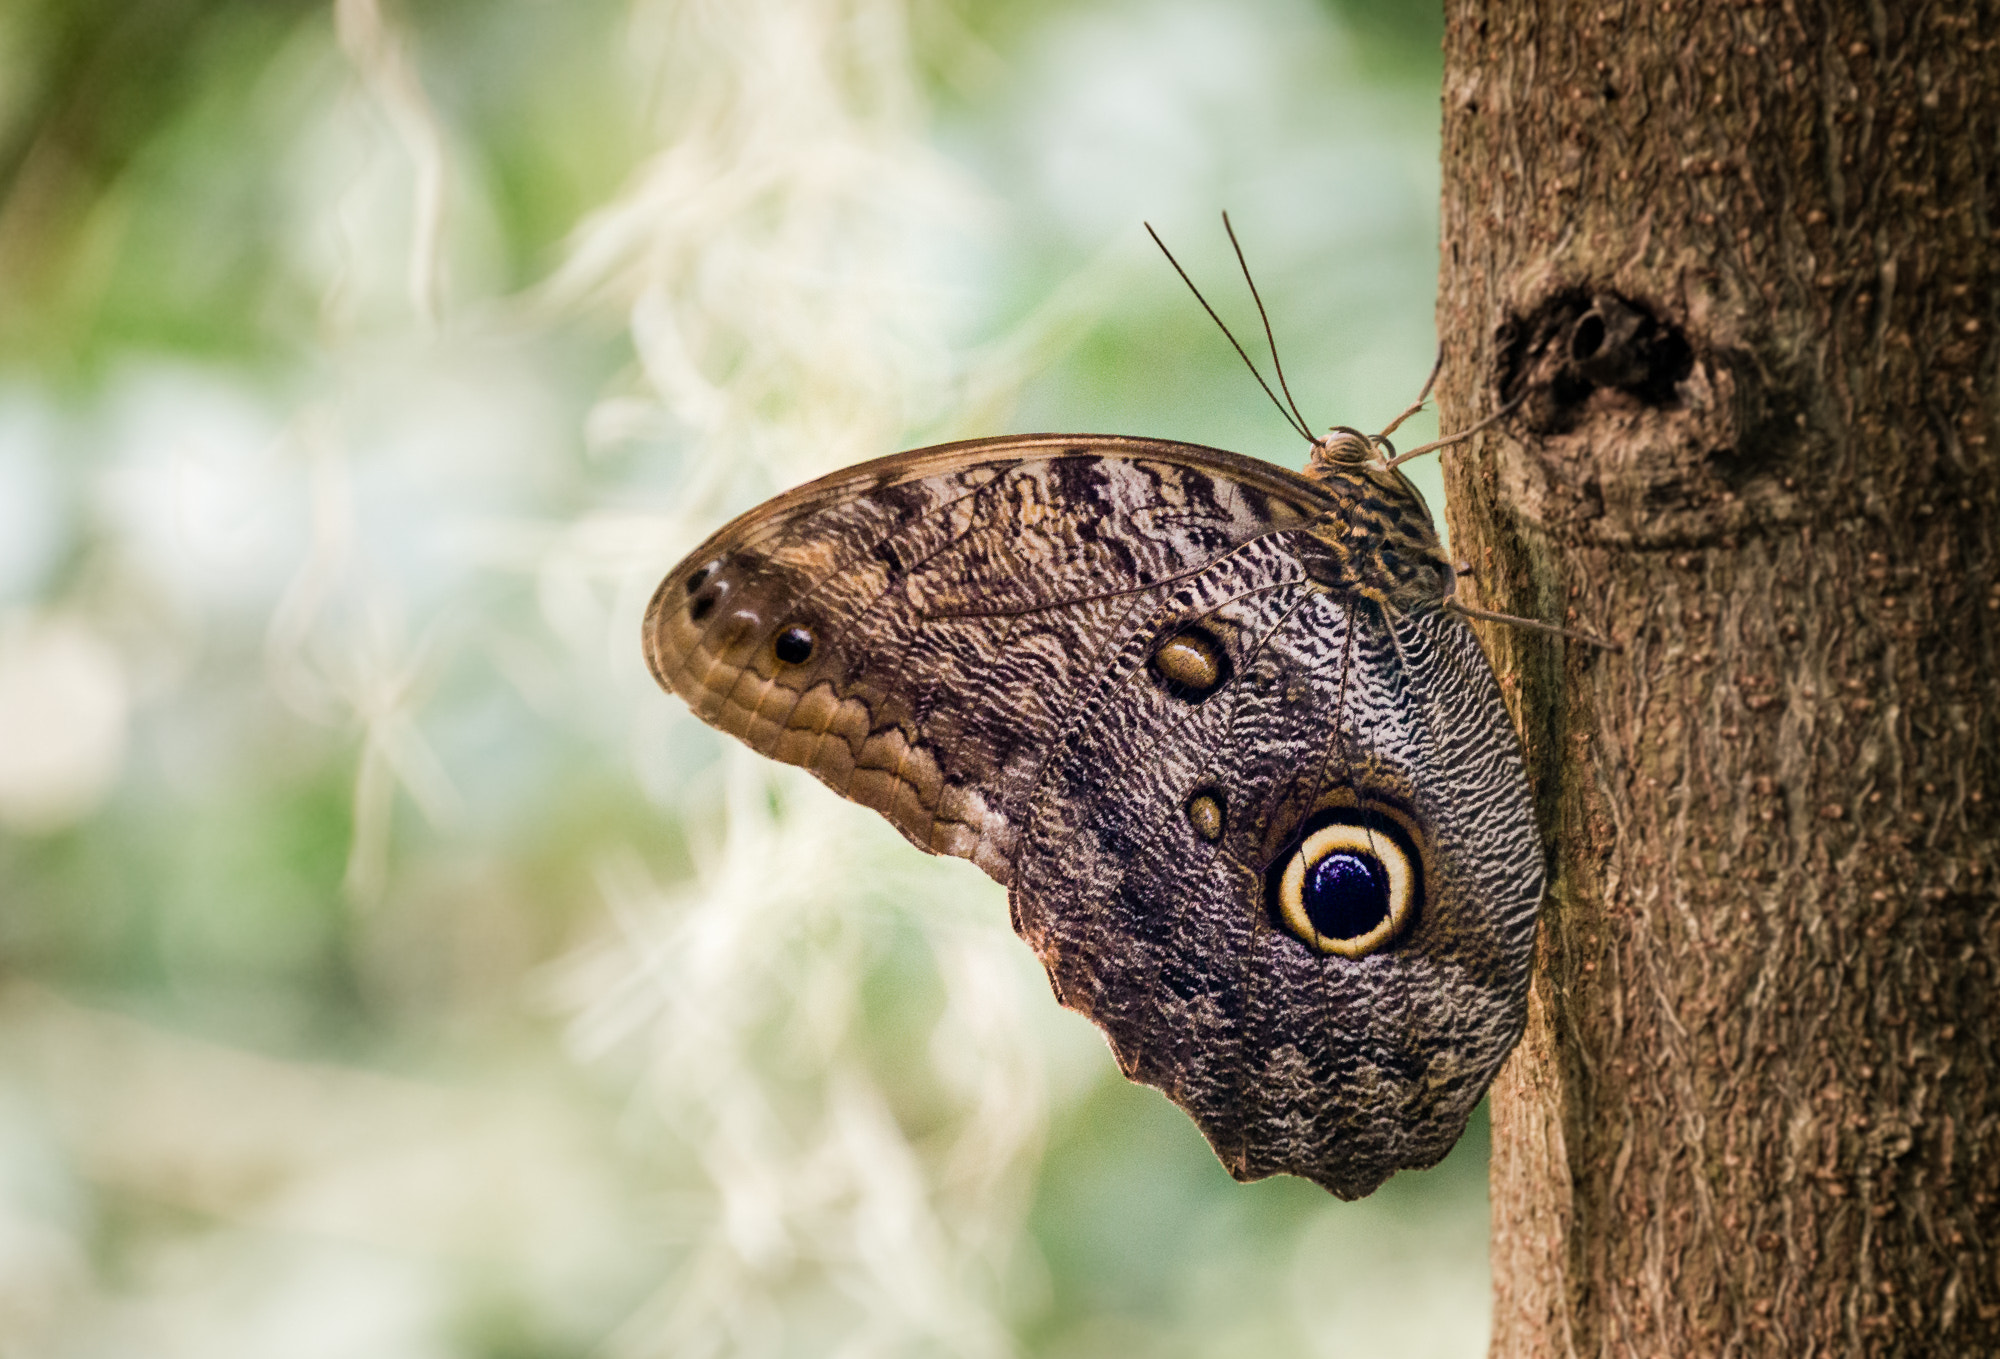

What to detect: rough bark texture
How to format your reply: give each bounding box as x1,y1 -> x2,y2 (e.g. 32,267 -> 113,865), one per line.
1435,3 -> 2000,1355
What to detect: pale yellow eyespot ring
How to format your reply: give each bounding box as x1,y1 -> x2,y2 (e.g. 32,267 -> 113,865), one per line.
1277,821 -> 1416,958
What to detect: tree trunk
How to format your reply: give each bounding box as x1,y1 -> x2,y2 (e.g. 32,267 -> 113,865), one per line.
1434,2 -> 2000,1354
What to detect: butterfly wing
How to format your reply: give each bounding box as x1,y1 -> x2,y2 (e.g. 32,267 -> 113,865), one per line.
644,435 -> 1328,884
644,434 -> 1540,1197
1011,578 -> 1541,1197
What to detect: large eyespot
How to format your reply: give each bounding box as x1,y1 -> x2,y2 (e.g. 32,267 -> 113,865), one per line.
1275,815 -> 1419,958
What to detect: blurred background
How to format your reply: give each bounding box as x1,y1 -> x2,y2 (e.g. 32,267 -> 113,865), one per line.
0,0 -> 1487,1355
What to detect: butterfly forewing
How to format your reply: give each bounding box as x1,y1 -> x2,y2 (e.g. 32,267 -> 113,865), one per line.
645,432 -> 1542,1198
645,435 -> 1329,884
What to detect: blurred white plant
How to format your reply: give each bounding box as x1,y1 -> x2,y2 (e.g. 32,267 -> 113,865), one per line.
0,613 -> 128,834
0,0 -> 1492,1351
541,0 -> 1062,1354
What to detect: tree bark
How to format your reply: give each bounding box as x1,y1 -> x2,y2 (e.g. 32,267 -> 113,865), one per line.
1434,3 -> 2000,1355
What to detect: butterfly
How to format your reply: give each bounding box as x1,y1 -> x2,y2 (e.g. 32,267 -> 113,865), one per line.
642,412 -> 1548,1199
644,212 -> 1564,1196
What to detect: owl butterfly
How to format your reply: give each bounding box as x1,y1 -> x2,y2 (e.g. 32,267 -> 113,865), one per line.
643,415 -> 1551,1198
646,228 -> 1546,1199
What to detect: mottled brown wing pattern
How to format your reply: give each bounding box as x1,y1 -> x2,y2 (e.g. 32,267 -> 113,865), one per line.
644,432 -> 1542,1198
1008,561 -> 1541,1196
644,435 -> 1326,884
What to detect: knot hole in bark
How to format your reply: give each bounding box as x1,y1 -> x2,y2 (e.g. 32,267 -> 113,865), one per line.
1497,292 -> 1693,434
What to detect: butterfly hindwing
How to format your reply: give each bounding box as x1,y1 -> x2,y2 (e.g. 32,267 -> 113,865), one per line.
1011,546 -> 1538,1198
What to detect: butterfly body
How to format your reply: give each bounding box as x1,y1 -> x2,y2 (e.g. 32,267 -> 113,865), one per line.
645,432 -> 1541,1198
1294,431 -> 1458,609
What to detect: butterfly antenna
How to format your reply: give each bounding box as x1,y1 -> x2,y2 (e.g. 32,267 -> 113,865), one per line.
1382,391 -> 1527,468
1376,345 -> 1444,443
1145,222 -> 1314,443
1445,598 -> 1622,652
1221,212 -> 1315,443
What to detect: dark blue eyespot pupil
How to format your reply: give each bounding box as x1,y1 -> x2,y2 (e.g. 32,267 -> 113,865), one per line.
1303,851 -> 1390,940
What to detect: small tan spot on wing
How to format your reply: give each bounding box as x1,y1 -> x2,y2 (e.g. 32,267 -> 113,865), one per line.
1186,790 -> 1224,843
1150,629 -> 1227,701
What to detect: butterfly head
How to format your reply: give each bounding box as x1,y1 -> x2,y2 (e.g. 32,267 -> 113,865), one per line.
1306,426 -> 1378,468
1307,427 -> 1432,515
